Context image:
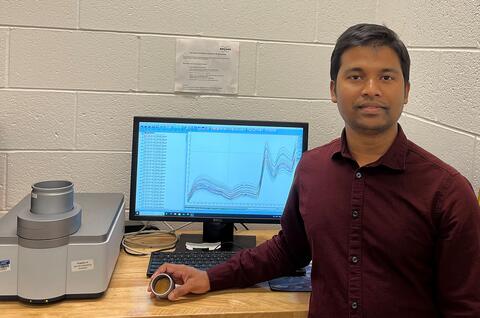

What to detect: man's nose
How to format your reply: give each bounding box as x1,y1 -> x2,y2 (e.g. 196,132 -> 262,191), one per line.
361,79 -> 381,97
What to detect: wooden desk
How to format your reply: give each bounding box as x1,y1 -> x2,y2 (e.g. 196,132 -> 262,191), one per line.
0,230 -> 310,318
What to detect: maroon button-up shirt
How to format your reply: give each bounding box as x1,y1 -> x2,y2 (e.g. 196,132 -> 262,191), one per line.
207,126 -> 480,317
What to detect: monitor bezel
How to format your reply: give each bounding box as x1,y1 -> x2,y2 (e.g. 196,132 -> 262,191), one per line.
129,116 -> 309,224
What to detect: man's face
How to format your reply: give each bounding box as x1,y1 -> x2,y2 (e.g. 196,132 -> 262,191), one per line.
330,45 -> 410,135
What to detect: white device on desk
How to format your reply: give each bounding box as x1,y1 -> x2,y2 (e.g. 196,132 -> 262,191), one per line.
0,181 -> 124,303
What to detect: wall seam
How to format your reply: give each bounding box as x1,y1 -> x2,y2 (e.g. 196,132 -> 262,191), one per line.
76,0 -> 80,30
409,47 -> 480,53
0,25 -> 337,47
6,27 -> 10,87
1,154 -> 6,210
472,138 -> 478,188
402,113 -> 479,138
0,87 -> 334,102
2,25 -> 478,52
136,35 -> 141,92
314,0 -> 319,42
74,92 -> 78,149
253,42 -> 259,96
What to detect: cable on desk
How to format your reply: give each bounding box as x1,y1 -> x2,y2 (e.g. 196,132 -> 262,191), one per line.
122,222 -> 192,256
122,221 -> 252,255
240,223 -> 249,230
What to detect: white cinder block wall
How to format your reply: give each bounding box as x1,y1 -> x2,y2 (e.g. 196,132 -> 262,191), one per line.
0,1 -> 479,218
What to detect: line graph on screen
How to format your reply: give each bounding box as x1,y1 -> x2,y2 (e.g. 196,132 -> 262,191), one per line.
184,132 -> 301,210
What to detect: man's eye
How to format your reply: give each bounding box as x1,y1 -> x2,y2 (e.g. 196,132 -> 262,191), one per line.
349,75 -> 361,80
381,75 -> 393,80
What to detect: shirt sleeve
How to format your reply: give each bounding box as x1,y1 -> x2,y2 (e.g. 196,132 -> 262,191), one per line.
207,162 -> 312,291
435,173 -> 480,316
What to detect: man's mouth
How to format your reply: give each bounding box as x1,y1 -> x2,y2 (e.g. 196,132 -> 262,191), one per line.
357,103 -> 387,109
356,103 -> 387,110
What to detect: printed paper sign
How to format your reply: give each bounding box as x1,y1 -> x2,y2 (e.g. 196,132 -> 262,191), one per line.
175,38 -> 239,94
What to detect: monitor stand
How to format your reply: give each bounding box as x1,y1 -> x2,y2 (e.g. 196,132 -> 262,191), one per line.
176,222 -> 256,252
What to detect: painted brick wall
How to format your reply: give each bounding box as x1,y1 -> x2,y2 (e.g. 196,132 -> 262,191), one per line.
0,0 -> 479,217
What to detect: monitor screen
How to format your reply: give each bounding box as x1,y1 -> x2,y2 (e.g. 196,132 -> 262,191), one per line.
129,117 -> 308,248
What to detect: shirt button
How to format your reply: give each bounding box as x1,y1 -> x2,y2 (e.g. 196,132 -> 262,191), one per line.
355,172 -> 362,179
351,256 -> 359,264
352,210 -> 359,219
351,301 -> 358,310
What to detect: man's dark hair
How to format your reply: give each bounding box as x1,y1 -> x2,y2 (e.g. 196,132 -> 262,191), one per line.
330,23 -> 410,84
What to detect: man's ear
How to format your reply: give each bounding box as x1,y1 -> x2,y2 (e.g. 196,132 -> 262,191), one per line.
330,80 -> 337,103
403,81 -> 410,105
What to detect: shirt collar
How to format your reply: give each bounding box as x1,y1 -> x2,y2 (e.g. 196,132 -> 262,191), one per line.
331,124 -> 408,171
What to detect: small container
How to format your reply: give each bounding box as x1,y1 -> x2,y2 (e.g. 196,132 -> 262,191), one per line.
150,273 -> 174,299
30,180 -> 74,215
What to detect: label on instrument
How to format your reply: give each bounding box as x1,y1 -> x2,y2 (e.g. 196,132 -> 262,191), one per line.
0,259 -> 11,272
71,259 -> 94,272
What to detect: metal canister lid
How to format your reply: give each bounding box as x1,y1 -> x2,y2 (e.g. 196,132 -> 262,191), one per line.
150,273 -> 175,299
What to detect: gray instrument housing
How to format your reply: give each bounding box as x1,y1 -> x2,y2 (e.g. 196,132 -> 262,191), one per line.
0,192 -> 125,303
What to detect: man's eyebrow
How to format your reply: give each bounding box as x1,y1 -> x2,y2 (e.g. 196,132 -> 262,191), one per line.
380,68 -> 401,73
342,67 -> 401,73
343,67 -> 364,73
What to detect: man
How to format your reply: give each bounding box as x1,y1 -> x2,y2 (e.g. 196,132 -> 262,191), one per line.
149,24 -> 480,317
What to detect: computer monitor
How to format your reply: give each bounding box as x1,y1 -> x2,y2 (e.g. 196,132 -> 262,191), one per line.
129,117 -> 308,251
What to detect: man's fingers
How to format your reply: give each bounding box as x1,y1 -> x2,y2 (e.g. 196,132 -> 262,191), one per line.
169,271 -> 186,284
157,263 -> 181,275
168,283 -> 192,301
148,264 -> 210,300
148,263 -> 183,292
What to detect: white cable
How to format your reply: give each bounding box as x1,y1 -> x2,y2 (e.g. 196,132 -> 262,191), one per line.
172,222 -> 193,231
163,221 -> 175,232
122,229 -> 178,256
122,221 -> 193,256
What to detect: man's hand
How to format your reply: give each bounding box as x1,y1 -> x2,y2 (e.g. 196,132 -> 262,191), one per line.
148,263 -> 211,301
